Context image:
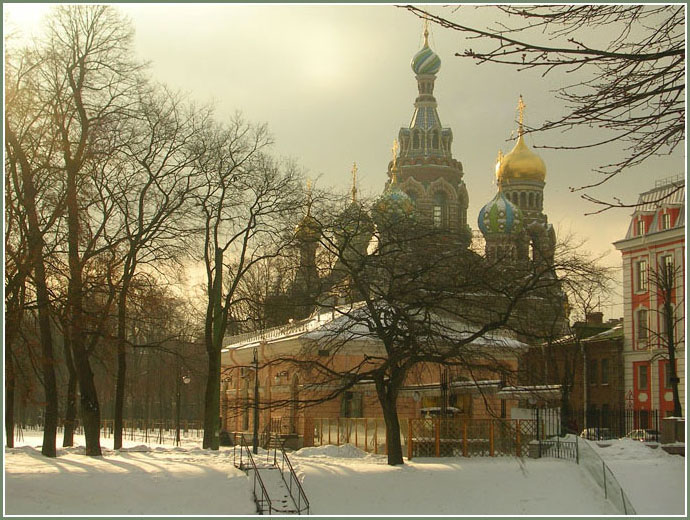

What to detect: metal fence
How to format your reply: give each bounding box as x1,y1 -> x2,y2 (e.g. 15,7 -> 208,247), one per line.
578,435 -> 637,514
313,418 -> 392,454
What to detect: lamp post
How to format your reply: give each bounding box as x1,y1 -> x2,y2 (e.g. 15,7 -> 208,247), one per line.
176,373 -> 191,447
252,345 -> 260,454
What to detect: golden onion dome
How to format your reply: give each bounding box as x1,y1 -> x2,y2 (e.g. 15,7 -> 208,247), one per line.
496,133 -> 546,183
497,95 -> 547,183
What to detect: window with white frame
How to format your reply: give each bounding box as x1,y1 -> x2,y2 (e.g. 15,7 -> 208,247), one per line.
635,259 -> 648,292
636,219 -> 645,236
662,212 -> 671,230
638,364 -> 648,390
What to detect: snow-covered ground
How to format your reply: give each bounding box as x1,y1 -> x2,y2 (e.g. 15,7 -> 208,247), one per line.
4,433 -> 685,515
590,438 -> 686,515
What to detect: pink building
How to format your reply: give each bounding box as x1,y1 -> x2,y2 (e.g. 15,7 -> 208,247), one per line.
613,176 -> 685,423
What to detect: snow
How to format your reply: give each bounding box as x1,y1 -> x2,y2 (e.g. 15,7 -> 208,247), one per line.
589,438 -> 686,515
4,433 -> 685,515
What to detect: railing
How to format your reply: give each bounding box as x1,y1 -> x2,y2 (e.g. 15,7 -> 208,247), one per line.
233,435 -> 274,515
539,436 -> 578,462
267,437 -> 310,515
578,437 -> 637,515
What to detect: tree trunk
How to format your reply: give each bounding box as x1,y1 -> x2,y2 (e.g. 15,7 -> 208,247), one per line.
203,248 -> 225,450
114,279 -> 130,450
62,332 -> 78,447
5,343 -> 15,448
6,126 -> 58,457
66,162 -> 102,456
375,376 -> 404,466
664,299 -> 682,418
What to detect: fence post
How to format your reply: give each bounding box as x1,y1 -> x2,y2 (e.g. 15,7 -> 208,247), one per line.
489,421 -> 494,457
374,420 -> 378,454
575,435 -> 579,464
462,422 -> 468,457
407,418 -> 413,460
328,418 -> 331,445
516,420 -> 521,457
365,419 -> 369,453
435,418 -> 440,457
355,419 -> 358,448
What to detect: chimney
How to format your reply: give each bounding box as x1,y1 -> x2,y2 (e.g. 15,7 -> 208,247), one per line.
586,312 -> 603,325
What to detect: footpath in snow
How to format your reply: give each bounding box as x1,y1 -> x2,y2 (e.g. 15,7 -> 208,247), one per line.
4,433 -> 685,515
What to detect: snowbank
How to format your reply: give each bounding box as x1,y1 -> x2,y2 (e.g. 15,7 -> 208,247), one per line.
294,443 -> 370,459
588,438 -> 685,515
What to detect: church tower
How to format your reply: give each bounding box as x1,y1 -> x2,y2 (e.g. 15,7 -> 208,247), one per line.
495,96 -> 556,264
387,24 -> 471,246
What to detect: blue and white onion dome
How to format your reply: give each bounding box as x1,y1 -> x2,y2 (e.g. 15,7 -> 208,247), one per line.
411,40 -> 441,75
478,191 -> 523,236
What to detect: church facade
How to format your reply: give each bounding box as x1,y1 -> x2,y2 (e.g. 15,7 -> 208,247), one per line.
220,28 -> 561,447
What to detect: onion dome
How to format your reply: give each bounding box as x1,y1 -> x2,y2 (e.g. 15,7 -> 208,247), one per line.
495,133 -> 547,183
411,27 -> 441,75
478,191 -> 523,236
496,95 -> 546,183
296,213 -> 321,242
372,185 -> 416,229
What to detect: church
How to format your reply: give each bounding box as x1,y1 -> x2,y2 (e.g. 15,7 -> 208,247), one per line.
220,26 -> 563,450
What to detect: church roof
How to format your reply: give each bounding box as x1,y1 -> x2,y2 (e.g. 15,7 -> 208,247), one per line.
222,303 -> 527,354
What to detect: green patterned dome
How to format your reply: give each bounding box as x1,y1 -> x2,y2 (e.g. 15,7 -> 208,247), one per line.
372,185 -> 416,229
411,43 -> 441,75
478,191 -> 523,236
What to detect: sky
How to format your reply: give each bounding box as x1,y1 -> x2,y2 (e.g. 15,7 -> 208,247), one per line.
4,3 -> 686,319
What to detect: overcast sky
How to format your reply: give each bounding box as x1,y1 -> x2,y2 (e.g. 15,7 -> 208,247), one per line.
5,3 -> 685,319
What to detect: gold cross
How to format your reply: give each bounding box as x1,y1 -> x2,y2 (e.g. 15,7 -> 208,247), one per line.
517,95 -> 526,135
306,179 -> 313,214
423,19 -> 429,46
351,162 -> 358,202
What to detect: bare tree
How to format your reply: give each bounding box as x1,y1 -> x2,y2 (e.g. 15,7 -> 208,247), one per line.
192,117 -> 304,449
107,86 -> 210,449
268,198 -> 578,465
5,41 -> 66,457
34,4 -> 144,456
648,262 -> 684,418
405,5 -> 684,208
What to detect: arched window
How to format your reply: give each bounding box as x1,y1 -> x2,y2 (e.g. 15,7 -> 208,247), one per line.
529,193 -> 535,208
536,193 -> 541,209
520,192 -> 527,208
432,131 -> 439,149
413,131 -> 420,149
433,192 -> 448,228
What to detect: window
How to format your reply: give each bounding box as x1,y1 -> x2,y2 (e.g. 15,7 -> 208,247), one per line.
601,359 -> 609,385
638,364 -> 648,390
636,219 -> 645,236
340,391 -> 363,418
662,361 -> 676,389
662,213 -> 671,230
589,360 -> 598,385
432,131 -> 439,149
412,131 -> 420,149
433,192 -> 447,228
635,259 -> 648,292
636,308 -> 648,344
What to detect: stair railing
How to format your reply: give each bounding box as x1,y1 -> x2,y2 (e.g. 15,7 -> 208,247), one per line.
268,435 -> 310,515
235,435 -> 274,515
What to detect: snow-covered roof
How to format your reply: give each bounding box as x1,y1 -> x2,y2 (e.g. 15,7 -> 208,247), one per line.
223,302 -> 527,352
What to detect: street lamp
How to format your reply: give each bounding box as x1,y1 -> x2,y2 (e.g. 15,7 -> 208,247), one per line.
176,373 -> 191,447
252,345 -> 260,454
